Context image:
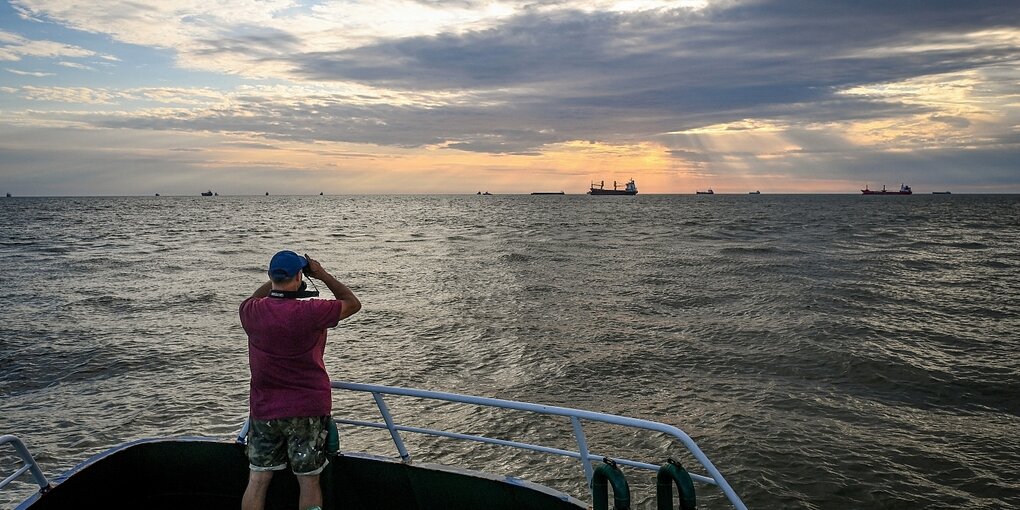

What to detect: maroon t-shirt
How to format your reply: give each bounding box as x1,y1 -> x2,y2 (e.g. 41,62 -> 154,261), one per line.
240,296 -> 342,420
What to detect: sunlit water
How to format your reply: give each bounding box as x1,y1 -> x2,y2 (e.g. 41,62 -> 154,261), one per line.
1,194 -> 1018,509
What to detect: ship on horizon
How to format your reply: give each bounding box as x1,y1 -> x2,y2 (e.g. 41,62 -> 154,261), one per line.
862,183 -> 912,195
588,179 -> 637,195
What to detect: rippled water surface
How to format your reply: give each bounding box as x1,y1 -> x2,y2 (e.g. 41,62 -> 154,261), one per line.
1,194 -> 1019,508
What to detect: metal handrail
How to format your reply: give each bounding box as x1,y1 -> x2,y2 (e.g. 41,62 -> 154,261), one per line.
0,435 -> 50,493
327,381 -> 747,510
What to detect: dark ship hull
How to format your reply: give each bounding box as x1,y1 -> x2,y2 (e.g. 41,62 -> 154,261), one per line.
862,184 -> 912,195
588,179 -> 638,195
588,188 -> 636,195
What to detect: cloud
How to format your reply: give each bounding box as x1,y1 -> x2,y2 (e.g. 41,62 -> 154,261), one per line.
57,61 -> 94,70
234,1 -> 1015,155
16,85 -> 117,103
668,149 -> 712,162
5,68 -> 55,77
0,29 -> 103,61
929,113 -> 971,129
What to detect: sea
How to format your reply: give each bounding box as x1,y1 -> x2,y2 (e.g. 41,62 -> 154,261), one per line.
1,193 -> 1018,509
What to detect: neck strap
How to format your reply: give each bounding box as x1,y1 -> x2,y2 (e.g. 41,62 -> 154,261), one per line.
268,280 -> 320,299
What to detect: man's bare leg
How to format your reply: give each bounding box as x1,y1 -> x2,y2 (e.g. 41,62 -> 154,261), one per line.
297,473 -> 323,510
242,470 -> 274,510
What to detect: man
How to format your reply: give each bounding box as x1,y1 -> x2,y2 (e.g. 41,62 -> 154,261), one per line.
240,250 -> 361,510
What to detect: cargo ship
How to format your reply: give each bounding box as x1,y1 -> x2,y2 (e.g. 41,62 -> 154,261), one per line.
588,179 -> 637,195
862,184 -> 911,195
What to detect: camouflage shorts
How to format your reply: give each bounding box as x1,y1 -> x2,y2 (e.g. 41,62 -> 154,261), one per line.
247,416 -> 330,475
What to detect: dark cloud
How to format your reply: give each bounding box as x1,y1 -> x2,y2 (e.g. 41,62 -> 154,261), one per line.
29,0 -> 1020,173
192,24 -> 305,59
668,149 -> 712,162
249,0 -> 1019,152
803,145 -> 1020,189
929,114 -> 971,128
289,2 -> 1019,91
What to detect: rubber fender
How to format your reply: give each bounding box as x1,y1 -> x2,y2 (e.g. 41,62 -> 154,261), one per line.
590,458 -> 631,510
326,416 -> 340,455
656,458 -> 696,510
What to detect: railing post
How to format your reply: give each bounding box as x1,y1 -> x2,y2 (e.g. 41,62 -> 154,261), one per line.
236,418 -> 250,444
571,416 -> 594,486
0,435 -> 50,493
372,392 -> 411,462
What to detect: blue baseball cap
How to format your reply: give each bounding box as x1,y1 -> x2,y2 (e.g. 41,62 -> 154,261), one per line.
268,250 -> 307,280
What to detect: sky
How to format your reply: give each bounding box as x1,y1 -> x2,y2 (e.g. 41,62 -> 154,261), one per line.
1,0 -> 1019,195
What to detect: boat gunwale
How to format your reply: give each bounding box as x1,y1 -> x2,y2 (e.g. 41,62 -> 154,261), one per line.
9,381 -> 746,509
13,436 -> 587,509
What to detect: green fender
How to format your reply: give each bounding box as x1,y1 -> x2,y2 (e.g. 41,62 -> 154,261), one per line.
591,457 -> 631,510
656,458 -> 696,510
326,416 -> 340,455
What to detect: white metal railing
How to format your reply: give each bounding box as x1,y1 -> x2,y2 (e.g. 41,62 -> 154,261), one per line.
0,435 -> 50,494
240,381 -> 747,509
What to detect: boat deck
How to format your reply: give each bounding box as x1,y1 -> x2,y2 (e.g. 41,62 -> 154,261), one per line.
17,439 -> 583,510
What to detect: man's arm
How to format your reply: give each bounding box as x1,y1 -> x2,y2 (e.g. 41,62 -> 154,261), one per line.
305,255 -> 361,320
319,272 -> 361,320
251,280 -> 272,299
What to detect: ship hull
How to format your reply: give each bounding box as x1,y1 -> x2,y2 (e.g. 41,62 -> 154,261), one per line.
587,189 -> 636,195
861,191 -> 912,195
17,438 -> 585,510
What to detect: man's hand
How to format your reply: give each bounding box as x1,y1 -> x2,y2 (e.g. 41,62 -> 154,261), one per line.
304,254 -> 330,280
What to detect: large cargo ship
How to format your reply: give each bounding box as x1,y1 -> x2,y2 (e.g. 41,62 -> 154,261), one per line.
588,179 -> 637,195
862,184 -> 912,195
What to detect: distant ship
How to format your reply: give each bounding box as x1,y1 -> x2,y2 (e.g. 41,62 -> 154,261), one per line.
696,189 -> 714,195
749,191 -> 760,195
588,179 -> 637,195
5,192 -> 10,197
862,184 -> 912,195
201,190 -> 214,196
932,191 -> 951,195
